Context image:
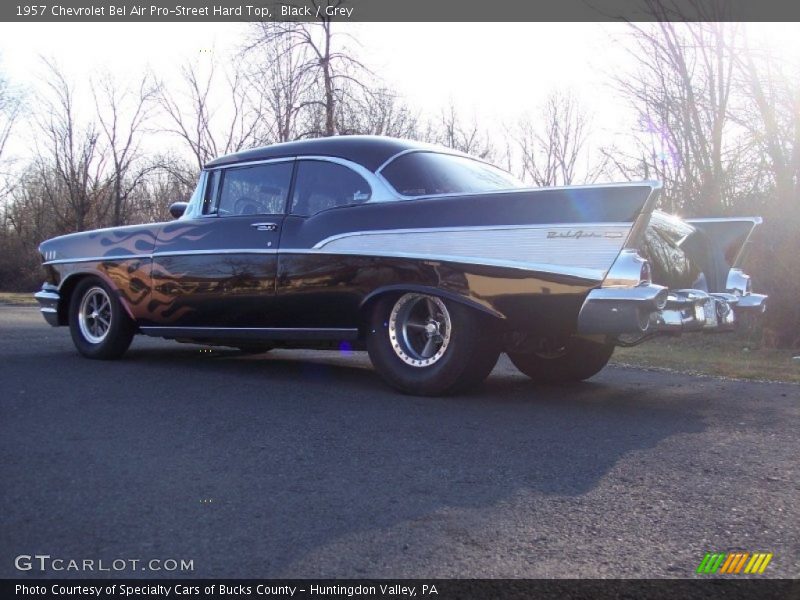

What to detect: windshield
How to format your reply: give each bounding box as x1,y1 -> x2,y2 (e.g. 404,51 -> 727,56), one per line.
380,151 -> 523,197
181,171 -> 207,219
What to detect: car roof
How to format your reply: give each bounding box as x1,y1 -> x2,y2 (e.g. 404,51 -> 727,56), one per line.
204,135 -> 448,172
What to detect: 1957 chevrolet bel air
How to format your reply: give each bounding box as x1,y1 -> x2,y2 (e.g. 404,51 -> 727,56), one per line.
35,136 -> 767,395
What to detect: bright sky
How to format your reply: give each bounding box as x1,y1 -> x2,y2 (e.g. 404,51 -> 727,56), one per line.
0,23 -> 630,160
0,21 -> 798,169
0,22 -> 622,109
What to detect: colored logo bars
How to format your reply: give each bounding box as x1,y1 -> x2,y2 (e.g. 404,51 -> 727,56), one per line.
697,552 -> 773,574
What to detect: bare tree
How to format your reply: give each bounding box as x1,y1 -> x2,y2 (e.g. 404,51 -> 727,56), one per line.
242,30 -> 315,142
337,87 -> 420,137
0,68 -> 21,213
247,3 -> 371,138
615,17 -> 800,346
156,54 -> 270,170
0,167 -> 56,291
426,103 -> 493,159
616,20 -> 741,215
733,32 -> 800,347
35,59 -> 109,232
513,91 -> 602,186
93,73 -> 157,226
737,37 -> 800,216
0,70 -> 20,167
128,165 -> 194,224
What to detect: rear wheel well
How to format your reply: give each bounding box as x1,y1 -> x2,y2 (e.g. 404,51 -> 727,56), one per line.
359,291 -> 402,333
358,288 -> 503,337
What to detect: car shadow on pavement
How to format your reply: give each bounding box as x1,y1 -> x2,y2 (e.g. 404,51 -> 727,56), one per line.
3,342 -> 708,578
144,347 -> 706,569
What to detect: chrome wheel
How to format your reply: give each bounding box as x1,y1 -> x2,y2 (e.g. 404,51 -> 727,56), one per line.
389,293 -> 452,367
78,286 -> 112,344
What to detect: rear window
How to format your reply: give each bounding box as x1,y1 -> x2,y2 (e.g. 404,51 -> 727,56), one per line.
380,152 -> 522,197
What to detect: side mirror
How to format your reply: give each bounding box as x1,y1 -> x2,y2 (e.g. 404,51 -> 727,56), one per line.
169,202 -> 188,219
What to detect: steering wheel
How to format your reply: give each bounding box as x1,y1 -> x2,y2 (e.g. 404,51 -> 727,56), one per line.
233,196 -> 259,215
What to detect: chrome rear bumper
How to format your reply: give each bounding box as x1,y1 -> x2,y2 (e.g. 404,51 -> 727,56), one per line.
577,284 -> 767,337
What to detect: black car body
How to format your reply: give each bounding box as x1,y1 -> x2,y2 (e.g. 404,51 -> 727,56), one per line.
35,136 -> 767,394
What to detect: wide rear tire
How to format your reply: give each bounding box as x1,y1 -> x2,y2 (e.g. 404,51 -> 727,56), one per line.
508,336 -> 614,383
69,277 -> 135,360
367,293 -> 500,396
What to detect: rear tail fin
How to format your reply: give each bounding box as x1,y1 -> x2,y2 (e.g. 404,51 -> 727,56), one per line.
685,218 -> 763,268
621,181 -> 663,251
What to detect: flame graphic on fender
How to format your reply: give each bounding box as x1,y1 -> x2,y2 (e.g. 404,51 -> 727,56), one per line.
157,223 -> 211,247
89,223 -> 211,323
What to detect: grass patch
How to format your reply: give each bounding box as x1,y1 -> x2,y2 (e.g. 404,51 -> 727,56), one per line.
0,292 -> 37,306
613,334 -> 800,384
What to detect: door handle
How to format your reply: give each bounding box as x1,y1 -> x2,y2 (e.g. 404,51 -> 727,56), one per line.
250,222 -> 277,232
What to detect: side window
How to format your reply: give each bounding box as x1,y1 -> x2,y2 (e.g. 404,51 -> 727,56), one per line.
216,162 -> 294,216
291,160 -> 372,217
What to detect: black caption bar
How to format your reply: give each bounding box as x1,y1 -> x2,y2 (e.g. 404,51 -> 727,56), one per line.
3,0 -> 800,22
3,579 -> 800,600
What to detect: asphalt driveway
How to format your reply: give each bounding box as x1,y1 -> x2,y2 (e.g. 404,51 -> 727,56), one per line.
1,306 -> 798,578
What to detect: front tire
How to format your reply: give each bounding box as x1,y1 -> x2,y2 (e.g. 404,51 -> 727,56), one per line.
508,336 -> 614,383
366,293 -> 500,396
69,277 -> 135,360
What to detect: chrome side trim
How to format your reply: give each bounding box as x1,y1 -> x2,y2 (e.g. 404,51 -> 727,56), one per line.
44,250 -> 280,264
205,156 -> 295,170
686,217 -> 763,224
140,326 -> 359,341
154,249 -> 278,258
313,224 -> 632,275
312,222 -> 634,248
43,254 -> 150,266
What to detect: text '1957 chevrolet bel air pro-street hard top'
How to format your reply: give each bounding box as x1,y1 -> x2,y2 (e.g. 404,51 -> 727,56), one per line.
35,136 -> 767,395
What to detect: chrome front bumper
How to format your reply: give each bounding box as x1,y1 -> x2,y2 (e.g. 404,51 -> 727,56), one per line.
577,283 -> 767,337
34,285 -> 61,326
